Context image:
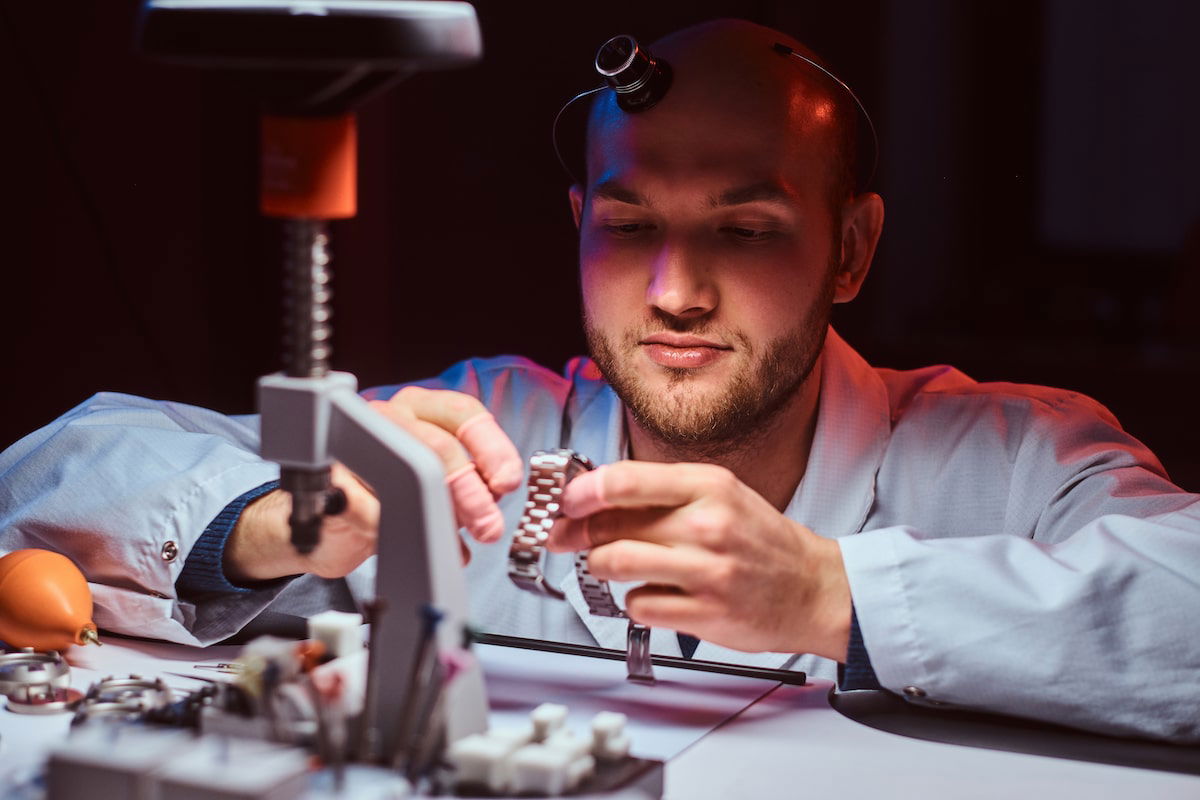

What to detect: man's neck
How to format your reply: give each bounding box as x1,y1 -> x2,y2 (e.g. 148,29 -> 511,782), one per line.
626,357 -> 824,512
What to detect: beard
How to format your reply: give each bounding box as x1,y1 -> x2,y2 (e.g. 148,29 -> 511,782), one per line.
584,276 -> 835,461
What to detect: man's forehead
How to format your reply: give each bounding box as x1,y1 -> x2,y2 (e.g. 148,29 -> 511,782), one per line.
582,28 -> 844,199
584,94 -> 831,206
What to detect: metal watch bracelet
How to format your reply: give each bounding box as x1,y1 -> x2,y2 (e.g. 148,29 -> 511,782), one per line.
508,449 -> 596,600
507,448 -> 655,682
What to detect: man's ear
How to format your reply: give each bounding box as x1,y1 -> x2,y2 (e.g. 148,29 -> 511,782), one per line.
568,184 -> 585,230
833,192 -> 884,304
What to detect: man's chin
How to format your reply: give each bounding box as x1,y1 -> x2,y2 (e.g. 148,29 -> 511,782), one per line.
630,375 -> 736,421
636,350 -> 739,386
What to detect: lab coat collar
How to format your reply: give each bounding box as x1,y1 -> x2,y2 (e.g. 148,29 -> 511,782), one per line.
780,327 -> 892,542
557,329 -> 892,667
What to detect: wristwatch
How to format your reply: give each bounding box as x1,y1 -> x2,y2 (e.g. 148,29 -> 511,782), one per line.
508,449 -> 596,600
508,448 -> 656,683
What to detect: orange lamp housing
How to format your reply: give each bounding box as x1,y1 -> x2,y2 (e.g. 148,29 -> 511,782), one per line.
0,549 -> 100,651
260,113 -> 358,219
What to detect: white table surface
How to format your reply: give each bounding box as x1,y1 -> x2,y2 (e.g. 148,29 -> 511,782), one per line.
2,637 -> 1197,799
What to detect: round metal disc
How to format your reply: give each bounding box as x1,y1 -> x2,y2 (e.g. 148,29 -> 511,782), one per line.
6,686 -> 84,715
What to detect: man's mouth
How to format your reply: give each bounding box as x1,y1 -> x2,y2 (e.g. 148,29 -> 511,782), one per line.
639,334 -> 732,369
641,334 -> 730,349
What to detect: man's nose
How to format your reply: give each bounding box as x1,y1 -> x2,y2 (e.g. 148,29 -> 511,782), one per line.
645,236 -> 717,318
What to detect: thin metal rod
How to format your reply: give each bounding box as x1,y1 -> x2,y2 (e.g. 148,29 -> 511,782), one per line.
474,633 -> 807,686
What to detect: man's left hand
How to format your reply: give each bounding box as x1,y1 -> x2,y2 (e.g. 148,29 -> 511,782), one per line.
546,461 -> 852,662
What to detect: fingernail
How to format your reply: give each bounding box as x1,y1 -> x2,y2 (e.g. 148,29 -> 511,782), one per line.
563,467 -> 608,518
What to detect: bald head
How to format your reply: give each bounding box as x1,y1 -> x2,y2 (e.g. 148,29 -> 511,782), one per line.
585,19 -> 859,209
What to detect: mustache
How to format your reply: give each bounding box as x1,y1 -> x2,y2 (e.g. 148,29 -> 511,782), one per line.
645,307 -> 715,334
581,306 -> 752,356
624,309 -> 750,352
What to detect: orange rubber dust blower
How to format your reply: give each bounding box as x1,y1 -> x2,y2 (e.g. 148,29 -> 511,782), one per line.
0,549 -> 101,651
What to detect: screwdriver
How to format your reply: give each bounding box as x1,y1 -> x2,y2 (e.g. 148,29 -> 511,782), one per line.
0,549 -> 101,650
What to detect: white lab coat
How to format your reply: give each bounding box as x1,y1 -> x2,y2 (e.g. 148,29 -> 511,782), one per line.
1,328 -> 1197,740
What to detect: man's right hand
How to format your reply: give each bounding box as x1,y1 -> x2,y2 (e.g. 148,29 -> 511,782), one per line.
224,387 -> 524,582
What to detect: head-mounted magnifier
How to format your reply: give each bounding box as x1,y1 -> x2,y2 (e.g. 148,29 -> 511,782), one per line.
551,35 -> 670,186
594,34 -> 673,112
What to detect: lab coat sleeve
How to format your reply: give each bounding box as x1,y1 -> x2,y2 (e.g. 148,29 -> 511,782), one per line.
0,356 -> 561,646
838,391 -> 1200,742
0,392 -> 286,646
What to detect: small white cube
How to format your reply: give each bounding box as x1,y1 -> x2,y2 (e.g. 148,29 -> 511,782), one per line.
509,744 -> 571,796
445,728 -> 531,793
545,730 -> 591,761
307,610 -> 364,658
530,702 -> 568,742
510,740 -> 595,796
566,754 -> 596,790
591,711 -> 631,760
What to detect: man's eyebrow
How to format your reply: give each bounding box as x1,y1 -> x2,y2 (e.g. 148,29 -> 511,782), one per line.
709,181 -> 794,207
590,180 -> 650,206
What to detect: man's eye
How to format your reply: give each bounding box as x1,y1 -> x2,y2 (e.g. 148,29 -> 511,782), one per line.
602,222 -> 653,237
723,226 -> 776,242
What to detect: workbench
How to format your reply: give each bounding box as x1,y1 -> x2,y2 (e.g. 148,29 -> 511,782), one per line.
2,636 -> 1197,799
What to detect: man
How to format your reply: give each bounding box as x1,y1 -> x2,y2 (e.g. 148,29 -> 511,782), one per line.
2,20 -> 1198,743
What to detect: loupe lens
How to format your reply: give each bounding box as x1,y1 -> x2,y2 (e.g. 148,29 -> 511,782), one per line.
596,35 -> 636,76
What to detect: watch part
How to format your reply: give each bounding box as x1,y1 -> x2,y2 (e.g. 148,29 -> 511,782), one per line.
509,449 -> 595,600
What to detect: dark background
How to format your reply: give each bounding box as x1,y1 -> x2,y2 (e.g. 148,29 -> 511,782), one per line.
3,0 -> 1198,489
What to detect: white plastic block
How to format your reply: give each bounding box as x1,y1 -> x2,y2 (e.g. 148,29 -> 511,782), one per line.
307,610 -> 364,658
445,727 -> 531,793
240,635 -> 304,683
566,754 -> 597,791
594,732 -> 631,760
310,648 -> 369,717
530,702 -> 568,742
490,725 -> 535,747
591,711 -> 627,739
545,730 -> 590,761
591,711 -> 631,760
509,743 -> 572,796
510,734 -> 595,796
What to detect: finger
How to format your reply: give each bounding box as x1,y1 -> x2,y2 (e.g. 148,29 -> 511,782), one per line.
386,388 -> 523,495
585,540 -> 710,591
460,535 -> 471,566
624,585 -> 717,632
445,462 -> 505,543
369,400 -> 472,474
562,461 -> 725,517
560,465 -> 610,518
390,385 -> 488,432
330,462 -> 380,532
455,412 -> 523,495
369,400 -> 505,542
547,507 -> 680,552
546,515 -> 588,553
